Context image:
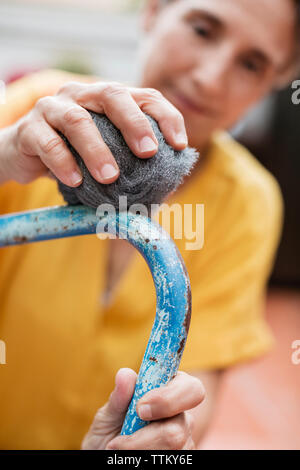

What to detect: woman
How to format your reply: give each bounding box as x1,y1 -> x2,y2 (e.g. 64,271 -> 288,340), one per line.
0,0 -> 299,450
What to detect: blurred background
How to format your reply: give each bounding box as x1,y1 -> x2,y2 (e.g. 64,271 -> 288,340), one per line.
0,0 -> 140,83
0,0 -> 299,451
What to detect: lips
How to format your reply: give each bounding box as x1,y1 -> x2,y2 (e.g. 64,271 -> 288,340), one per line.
168,88 -> 216,117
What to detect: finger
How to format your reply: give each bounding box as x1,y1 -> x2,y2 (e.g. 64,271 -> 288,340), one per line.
106,413 -> 191,450
19,120 -> 83,187
38,97 -> 119,184
76,83 -> 159,158
130,87 -> 188,150
81,368 -> 137,450
136,371 -> 205,421
106,368 -> 137,419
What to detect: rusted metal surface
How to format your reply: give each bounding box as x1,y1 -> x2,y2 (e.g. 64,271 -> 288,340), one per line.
0,205 -> 192,436
114,212 -> 192,435
0,205 -> 97,246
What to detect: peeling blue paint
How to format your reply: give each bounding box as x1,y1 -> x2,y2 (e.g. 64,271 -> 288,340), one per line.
0,205 -> 191,435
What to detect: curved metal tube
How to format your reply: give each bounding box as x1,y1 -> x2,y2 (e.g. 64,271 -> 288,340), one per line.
0,205 -> 191,435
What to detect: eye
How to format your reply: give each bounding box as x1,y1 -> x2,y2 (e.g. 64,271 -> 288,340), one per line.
192,23 -> 212,39
241,58 -> 262,74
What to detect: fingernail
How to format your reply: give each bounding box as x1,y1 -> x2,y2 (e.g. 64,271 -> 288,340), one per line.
100,163 -> 118,181
139,136 -> 157,154
138,404 -> 152,420
70,171 -> 82,186
175,132 -> 188,147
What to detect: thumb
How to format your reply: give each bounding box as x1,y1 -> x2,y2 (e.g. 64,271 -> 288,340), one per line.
105,368 -> 137,423
81,368 -> 137,450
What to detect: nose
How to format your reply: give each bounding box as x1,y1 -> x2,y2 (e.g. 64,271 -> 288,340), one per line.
191,46 -> 233,99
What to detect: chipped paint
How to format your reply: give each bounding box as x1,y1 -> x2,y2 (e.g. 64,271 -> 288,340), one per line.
0,205 -> 97,246
116,212 -> 191,436
0,206 -> 191,436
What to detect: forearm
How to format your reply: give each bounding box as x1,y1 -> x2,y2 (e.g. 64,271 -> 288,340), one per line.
0,126 -> 16,184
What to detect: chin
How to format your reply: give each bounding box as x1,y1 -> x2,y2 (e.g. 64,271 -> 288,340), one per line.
185,119 -> 217,150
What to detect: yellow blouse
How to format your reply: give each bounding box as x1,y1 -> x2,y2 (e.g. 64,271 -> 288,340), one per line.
0,70 -> 283,449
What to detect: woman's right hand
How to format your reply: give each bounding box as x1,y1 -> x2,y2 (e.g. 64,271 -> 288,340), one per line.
0,81 -> 188,186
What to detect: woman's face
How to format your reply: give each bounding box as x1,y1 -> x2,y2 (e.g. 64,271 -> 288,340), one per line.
139,0 -> 297,149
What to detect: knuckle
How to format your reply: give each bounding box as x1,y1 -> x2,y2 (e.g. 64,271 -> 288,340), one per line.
63,106 -> 91,127
57,81 -> 81,96
35,96 -> 53,112
85,140 -> 105,156
186,412 -> 195,431
153,392 -> 171,412
146,388 -> 170,412
163,422 -> 186,449
144,88 -> 162,100
51,151 -> 69,167
90,408 -> 106,433
41,145 -> 68,168
16,119 -> 28,141
40,136 -> 64,156
16,121 -> 34,152
128,112 -> 151,131
100,82 -> 125,99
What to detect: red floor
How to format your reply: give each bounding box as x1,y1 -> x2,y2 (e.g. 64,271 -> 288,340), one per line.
199,289 -> 300,450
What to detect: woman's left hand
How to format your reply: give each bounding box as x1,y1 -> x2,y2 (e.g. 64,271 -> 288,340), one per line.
81,368 -> 205,450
